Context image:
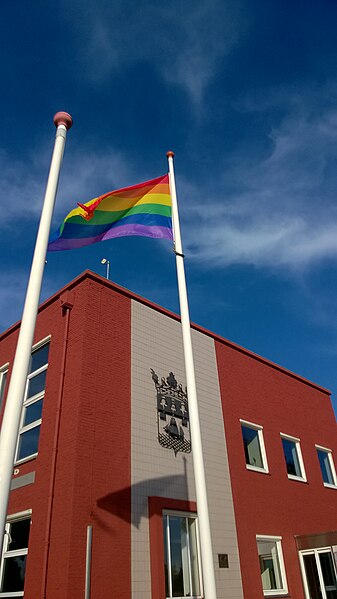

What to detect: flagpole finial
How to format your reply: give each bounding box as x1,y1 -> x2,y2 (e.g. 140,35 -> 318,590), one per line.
166,150 -> 175,158
54,112 -> 73,130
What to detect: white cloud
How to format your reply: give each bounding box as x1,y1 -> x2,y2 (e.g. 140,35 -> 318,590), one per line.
63,0 -> 243,106
0,146 -> 132,227
183,95 -> 337,270
0,270 -> 60,333
0,149 -> 45,226
0,272 -> 26,331
54,150 -> 132,217
3,84 -> 337,274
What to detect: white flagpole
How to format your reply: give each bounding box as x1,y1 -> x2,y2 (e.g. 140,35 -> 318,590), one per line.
167,151 -> 218,599
0,112 -> 73,552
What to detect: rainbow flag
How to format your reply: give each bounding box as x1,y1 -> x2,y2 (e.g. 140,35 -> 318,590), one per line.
48,174 -> 172,251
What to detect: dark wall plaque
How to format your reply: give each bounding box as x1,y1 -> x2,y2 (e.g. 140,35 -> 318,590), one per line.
218,554 -> 229,568
151,369 -> 191,456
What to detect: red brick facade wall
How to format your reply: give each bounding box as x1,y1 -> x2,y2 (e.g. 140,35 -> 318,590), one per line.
1,270 -> 337,599
215,340 -> 337,599
0,276 -> 132,599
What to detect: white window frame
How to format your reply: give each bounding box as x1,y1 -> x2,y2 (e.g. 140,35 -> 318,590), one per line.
299,546 -> 337,599
0,364 -> 9,412
315,445 -> 337,489
256,535 -> 288,597
280,433 -> 307,482
15,337 -> 50,465
240,419 -> 269,474
0,509 -> 32,598
163,510 -> 203,599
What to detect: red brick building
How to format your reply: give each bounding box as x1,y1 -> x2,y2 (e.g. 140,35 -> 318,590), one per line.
0,270 -> 336,599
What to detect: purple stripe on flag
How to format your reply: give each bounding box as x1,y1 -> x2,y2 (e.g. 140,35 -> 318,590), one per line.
48,224 -> 172,251
102,223 -> 173,241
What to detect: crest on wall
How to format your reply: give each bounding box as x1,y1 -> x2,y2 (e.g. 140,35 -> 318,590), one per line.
151,369 -> 191,456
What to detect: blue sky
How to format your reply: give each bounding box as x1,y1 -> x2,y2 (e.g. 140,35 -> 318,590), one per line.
2,0 -> 337,415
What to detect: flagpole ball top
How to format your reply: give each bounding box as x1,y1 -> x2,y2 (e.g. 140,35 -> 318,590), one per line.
54,112 -> 73,130
166,150 -> 175,158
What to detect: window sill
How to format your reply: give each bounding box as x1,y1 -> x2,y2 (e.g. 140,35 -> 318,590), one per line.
14,453 -> 38,467
323,482 -> 337,490
166,596 -> 203,599
263,591 -> 289,598
287,475 -> 307,484
246,464 -> 269,474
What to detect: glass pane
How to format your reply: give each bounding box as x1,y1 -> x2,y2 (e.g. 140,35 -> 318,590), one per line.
8,519 -> 30,550
303,554 -> 323,599
317,450 -> 334,485
282,439 -> 301,477
1,555 -> 27,592
17,426 -> 40,460
242,426 -> 263,468
169,516 -> 190,597
319,552 -> 337,599
27,370 -> 46,399
0,370 -> 8,409
257,540 -> 283,591
188,518 -> 201,596
163,517 -> 170,597
180,518 -> 190,598
23,399 -> 43,426
29,343 -> 49,374
169,516 -> 184,597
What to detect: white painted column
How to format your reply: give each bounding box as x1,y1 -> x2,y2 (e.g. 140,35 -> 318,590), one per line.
0,112 -> 73,553
167,151 -> 218,599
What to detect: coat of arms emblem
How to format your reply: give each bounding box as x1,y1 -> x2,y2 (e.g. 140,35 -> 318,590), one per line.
151,369 -> 191,456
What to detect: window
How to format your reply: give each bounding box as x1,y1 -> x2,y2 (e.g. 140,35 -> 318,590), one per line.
15,340 -> 50,464
300,548 -> 337,599
280,434 -> 306,481
316,446 -> 337,488
0,364 -> 9,412
163,511 -> 202,599
0,512 -> 31,597
256,536 -> 288,596
240,420 -> 269,473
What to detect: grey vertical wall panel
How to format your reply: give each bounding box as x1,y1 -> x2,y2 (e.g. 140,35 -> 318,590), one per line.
131,300 -> 243,599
